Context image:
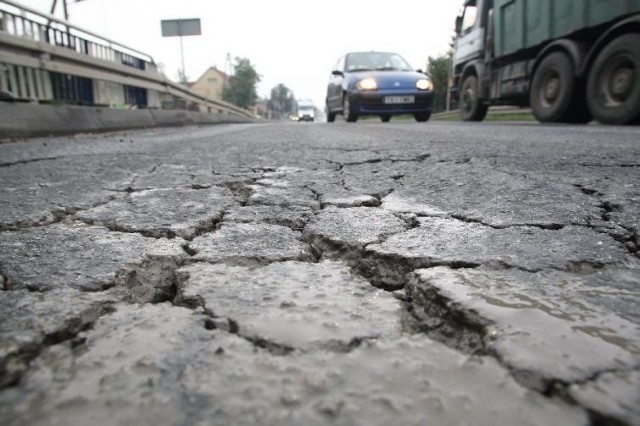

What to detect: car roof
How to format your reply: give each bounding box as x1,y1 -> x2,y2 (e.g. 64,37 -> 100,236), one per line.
346,51 -> 398,56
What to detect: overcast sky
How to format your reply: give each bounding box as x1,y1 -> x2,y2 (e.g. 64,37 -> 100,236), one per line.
27,0 -> 462,108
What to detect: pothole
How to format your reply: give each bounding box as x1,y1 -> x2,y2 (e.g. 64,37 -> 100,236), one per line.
115,256 -> 185,304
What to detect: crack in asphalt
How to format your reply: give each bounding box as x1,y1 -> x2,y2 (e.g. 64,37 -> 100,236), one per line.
571,183 -> 637,254
76,213 -> 223,241
579,163 -> 640,168
598,201 -> 622,222
0,157 -> 61,168
6,252 -> 189,383
450,213 -> 566,231
125,163 -> 163,191
402,279 -> 490,356
304,230 -> 480,291
401,266 -> 640,416
0,196 -> 121,232
174,270 -> 374,357
574,184 -> 605,197
114,255 -> 186,304
0,301 -> 117,389
389,153 -> 431,163
3,157 -> 638,423
324,153 -> 431,170
541,366 -> 640,426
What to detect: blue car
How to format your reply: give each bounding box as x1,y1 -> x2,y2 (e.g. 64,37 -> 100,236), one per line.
325,51 -> 434,123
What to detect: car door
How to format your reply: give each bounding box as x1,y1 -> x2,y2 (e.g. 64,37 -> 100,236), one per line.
326,56 -> 345,111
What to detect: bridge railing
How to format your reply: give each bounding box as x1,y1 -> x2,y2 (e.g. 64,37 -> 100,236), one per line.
0,0 -> 252,118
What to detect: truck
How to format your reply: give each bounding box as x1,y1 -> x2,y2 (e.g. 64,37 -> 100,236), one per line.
450,0 -> 640,124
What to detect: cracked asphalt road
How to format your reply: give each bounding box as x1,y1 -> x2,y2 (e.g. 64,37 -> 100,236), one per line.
0,121 -> 639,425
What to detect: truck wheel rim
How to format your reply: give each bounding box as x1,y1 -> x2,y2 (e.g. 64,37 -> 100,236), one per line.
540,72 -> 560,108
462,87 -> 474,113
602,56 -> 634,106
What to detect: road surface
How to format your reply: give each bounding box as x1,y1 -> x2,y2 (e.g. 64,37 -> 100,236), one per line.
1,121 -> 639,425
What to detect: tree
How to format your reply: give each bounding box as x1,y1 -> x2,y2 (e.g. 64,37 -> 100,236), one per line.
426,54 -> 452,113
222,57 -> 260,109
268,84 -> 295,119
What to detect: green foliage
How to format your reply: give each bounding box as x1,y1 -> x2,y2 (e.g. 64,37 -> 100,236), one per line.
268,84 -> 295,118
222,57 -> 260,109
427,54 -> 452,113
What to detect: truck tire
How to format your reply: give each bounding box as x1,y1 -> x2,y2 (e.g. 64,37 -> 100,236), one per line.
530,52 -> 576,123
460,75 -> 488,121
587,33 -> 640,125
343,95 -> 358,122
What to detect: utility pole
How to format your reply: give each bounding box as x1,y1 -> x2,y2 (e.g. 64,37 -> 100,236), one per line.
49,0 -> 69,20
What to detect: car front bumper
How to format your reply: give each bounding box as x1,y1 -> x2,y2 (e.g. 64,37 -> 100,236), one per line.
349,91 -> 434,115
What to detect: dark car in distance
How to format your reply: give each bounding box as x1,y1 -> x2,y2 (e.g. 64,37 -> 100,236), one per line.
326,51 -> 434,123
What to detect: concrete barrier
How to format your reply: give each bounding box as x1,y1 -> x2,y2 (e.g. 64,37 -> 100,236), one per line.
0,102 -> 255,139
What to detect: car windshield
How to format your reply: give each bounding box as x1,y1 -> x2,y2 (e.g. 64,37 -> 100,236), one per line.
345,52 -> 413,72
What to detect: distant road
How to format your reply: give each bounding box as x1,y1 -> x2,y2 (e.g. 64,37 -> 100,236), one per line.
1,121 -> 639,425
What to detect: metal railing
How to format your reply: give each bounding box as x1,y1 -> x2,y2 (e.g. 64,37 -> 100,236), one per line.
0,0 -> 151,67
0,0 -> 252,117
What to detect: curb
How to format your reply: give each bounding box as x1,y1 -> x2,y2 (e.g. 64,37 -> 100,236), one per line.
0,102 -> 254,139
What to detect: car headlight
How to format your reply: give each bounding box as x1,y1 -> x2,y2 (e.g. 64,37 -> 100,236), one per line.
357,78 -> 378,90
416,79 -> 433,90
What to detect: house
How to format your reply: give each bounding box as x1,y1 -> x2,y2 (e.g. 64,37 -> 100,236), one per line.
252,98 -> 269,119
188,66 -> 228,101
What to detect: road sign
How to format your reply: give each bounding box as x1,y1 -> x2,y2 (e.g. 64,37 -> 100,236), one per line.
161,19 -> 201,37
160,18 -> 202,84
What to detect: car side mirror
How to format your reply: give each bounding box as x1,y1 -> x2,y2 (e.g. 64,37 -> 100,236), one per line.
416,69 -> 424,74
331,70 -> 344,77
455,15 -> 463,34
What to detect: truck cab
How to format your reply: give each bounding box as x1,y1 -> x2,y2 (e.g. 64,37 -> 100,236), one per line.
451,0 -> 494,121
453,0 -> 487,68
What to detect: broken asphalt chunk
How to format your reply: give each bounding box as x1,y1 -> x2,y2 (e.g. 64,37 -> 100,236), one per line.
0,223 -> 187,292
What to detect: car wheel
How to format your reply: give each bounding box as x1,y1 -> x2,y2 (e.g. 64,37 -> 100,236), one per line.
380,115 -> 391,122
530,52 -> 576,123
414,113 -> 431,122
343,95 -> 358,122
460,75 -> 488,121
326,106 -> 336,123
587,33 -> 640,125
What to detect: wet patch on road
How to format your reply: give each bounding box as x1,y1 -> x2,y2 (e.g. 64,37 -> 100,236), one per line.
175,261 -> 402,352
0,303 -> 589,426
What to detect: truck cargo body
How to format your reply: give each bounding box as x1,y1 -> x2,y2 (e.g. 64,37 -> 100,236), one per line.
451,0 -> 640,124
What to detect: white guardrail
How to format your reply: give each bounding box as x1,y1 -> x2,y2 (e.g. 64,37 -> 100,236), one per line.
0,0 -> 252,118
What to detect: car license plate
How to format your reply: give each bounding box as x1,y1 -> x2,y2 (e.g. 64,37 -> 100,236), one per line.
384,95 -> 414,104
